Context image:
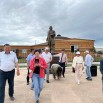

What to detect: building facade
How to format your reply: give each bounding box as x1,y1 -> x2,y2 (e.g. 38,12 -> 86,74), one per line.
0,35 -> 94,61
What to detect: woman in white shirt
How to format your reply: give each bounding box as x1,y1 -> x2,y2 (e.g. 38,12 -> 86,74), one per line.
72,51 -> 84,85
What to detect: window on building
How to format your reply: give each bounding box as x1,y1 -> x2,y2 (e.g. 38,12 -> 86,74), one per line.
12,49 -> 19,53
22,49 -> 27,53
71,45 -> 79,52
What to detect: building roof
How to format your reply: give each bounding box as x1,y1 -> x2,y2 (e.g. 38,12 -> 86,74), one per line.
32,35 -> 95,46
32,42 -> 48,46
55,34 -> 94,41
55,34 -> 70,40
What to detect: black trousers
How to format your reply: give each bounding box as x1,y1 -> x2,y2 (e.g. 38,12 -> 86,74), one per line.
0,69 -> 15,103
59,62 -> 65,77
27,68 -> 30,83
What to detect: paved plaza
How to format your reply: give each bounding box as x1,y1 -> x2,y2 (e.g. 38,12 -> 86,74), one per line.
5,67 -> 103,103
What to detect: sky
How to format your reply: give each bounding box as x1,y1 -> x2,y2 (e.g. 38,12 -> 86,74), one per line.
0,0 -> 103,48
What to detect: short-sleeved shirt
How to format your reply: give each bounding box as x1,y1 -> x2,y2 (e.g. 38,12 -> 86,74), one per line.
0,51 -> 18,72
41,52 -> 52,64
26,53 -> 35,66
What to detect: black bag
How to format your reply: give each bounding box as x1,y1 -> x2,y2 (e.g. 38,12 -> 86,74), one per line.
90,65 -> 97,76
72,67 -> 75,73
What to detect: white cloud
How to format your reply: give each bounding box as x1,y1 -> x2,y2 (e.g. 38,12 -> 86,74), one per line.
0,0 -> 103,47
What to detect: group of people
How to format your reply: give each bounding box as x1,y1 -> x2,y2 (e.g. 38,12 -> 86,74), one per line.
72,50 -> 94,85
0,43 -> 100,103
25,47 -> 68,103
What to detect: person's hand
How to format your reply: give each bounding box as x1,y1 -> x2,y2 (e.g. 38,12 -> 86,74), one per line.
82,67 -> 84,70
34,63 -> 39,67
38,64 -> 43,68
17,69 -> 20,76
27,66 -> 29,69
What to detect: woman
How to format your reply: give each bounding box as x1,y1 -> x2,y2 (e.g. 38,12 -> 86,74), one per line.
72,51 -> 84,85
30,50 -> 47,103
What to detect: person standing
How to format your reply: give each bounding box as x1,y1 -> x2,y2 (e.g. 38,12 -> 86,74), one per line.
72,51 -> 84,85
26,49 -> 35,85
30,51 -> 47,103
100,59 -> 103,92
100,59 -> 103,79
57,49 -> 68,78
0,44 -> 20,103
41,47 -> 52,83
85,50 -> 94,81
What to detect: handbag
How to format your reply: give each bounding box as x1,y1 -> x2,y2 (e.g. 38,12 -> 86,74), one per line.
29,71 -> 33,78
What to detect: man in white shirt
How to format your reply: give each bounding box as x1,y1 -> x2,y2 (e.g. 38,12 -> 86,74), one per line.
41,47 -> 52,83
0,44 -> 20,103
85,50 -> 94,81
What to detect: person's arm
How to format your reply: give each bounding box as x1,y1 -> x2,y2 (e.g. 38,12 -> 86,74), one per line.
53,53 -> 60,57
26,55 -> 30,69
27,61 -> 29,69
50,53 -> 52,63
91,56 -> 94,64
65,54 -> 68,63
30,59 -> 34,71
84,55 -> 88,66
14,53 -> 20,76
15,62 -> 20,76
72,57 -> 76,68
81,56 -> 84,70
38,58 -> 47,69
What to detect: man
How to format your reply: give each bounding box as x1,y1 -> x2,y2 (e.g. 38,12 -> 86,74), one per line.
56,49 -> 68,78
100,59 -> 103,79
41,47 -> 52,83
0,44 -> 20,103
85,50 -> 94,81
100,59 -> 103,92
26,48 -> 35,85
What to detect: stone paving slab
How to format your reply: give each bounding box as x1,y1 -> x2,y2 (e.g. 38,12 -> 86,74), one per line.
5,68 -> 103,103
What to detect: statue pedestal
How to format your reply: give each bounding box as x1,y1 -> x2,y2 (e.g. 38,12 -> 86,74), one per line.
50,53 -> 59,66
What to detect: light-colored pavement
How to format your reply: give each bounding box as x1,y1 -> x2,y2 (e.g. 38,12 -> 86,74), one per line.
5,67 -> 103,103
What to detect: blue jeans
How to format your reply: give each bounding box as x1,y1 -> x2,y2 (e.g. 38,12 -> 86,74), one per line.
32,73 -> 44,101
0,69 -> 15,103
86,66 -> 92,79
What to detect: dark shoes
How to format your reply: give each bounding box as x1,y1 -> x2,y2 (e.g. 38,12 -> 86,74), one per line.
86,77 -> 89,79
46,80 -> 50,83
36,100 -> 39,103
27,82 -> 29,85
10,96 -> 15,101
88,78 -> 92,81
63,75 -> 65,78
38,93 -> 40,97
86,77 -> 92,81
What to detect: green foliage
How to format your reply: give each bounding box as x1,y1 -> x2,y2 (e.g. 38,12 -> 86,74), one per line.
18,58 -> 26,63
